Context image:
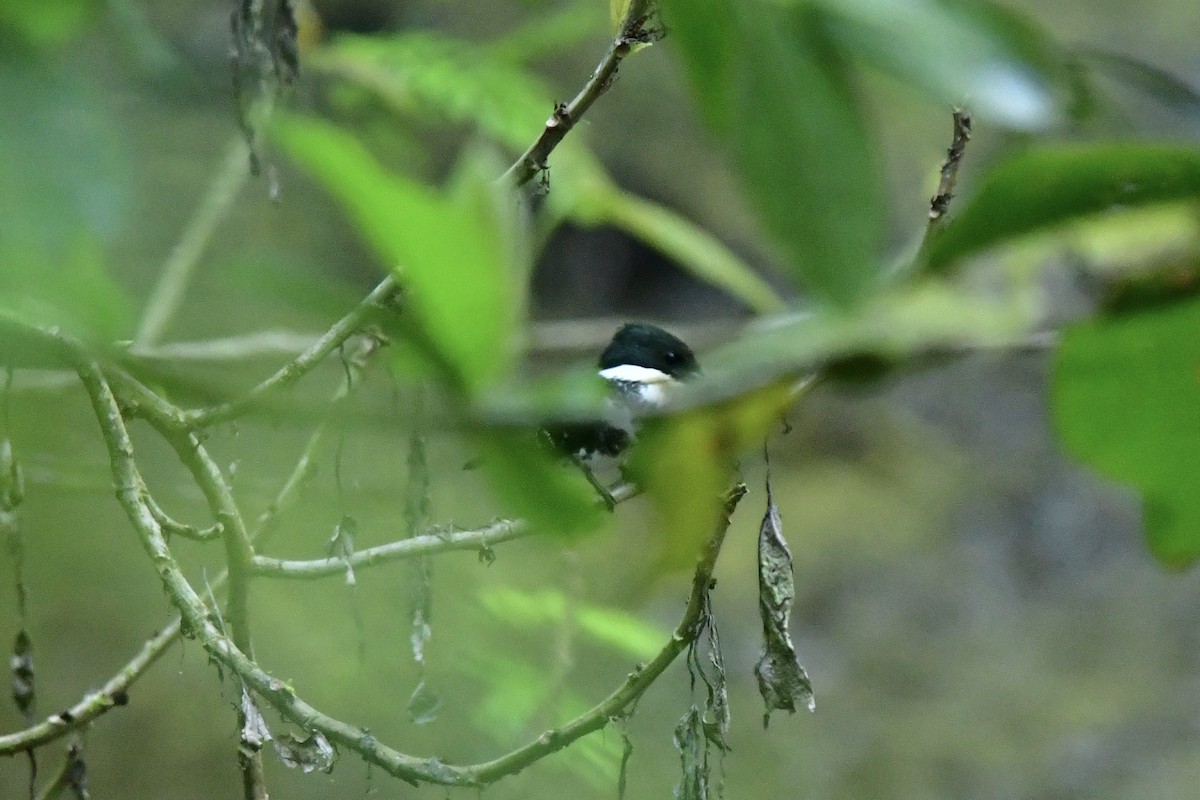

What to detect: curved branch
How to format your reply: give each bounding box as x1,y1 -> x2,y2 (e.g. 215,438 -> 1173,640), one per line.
73,352 -> 746,787
0,621 -> 179,755
145,493 -> 223,542
464,482 -> 746,784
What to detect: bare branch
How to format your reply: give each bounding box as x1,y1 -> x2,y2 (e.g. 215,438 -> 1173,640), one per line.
249,483 -> 641,579
928,107 -> 973,223
183,275 -> 399,428
145,493 -> 223,542
500,0 -> 660,187
0,619 -> 173,756
251,520 -> 529,579
70,351 -> 749,787
135,139 -> 252,347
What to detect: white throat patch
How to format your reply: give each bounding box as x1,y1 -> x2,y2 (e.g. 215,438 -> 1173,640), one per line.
598,364 -> 677,409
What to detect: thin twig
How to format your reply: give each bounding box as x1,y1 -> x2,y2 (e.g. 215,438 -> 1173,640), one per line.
183,275 -> 400,428
927,107 -> 973,223
249,483 -> 640,579
135,138 -> 252,347
31,740 -> 84,800
129,330 -> 327,362
251,520 -> 529,578
0,338 -> 385,757
145,493 -> 223,542
0,621 -> 175,755
499,0 -> 658,187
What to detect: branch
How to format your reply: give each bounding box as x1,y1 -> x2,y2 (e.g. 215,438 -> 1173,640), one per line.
146,493 -> 223,542
72,351 -> 748,788
182,275 -> 400,428
0,622 -> 177,755
0,334 -> 385,757
927,107 -> 973,224
249,484 -> 640,579
251,520 -> 529,578
128,330 -> 328,362
70,358 -> 471,784
464,483 -> 748,784
499,0 -> 659,187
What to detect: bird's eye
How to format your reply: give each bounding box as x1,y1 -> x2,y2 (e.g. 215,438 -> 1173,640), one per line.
664,351 -> 677,363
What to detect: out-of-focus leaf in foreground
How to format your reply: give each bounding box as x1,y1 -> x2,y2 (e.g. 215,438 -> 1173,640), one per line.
1052,296 -> 1200,567
0,61 -> 130,353
922,144 -> 1200,274
628,381 -> 795,570
312,32 -> 783,313
817,0 -> 1073,129
474,429 -> 608,538
479,586 -> 664,659
273,114 -> 523,394
0,0 -> 93,48
662,1 -> 884,307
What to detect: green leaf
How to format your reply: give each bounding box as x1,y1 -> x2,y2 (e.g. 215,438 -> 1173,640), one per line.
0,0 -> 93,48
1052,297 -> 1200,568
1078,48 -> 1200,123
0,61 -> 130,350
273,115 -> 523,394
729,5 -> 884,306
312,32 -> 780,313
479,587 -> 665,658
594,191 -> 787,314
628,381 -> 796,570
658,0 -> 737,131
923,144 -> 1200,273
663,2 -> 886,306
474,429 -> 609,537
816,0 -> 1071,129
0,237 -> 131,357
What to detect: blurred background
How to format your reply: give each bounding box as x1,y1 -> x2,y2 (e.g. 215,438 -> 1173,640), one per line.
3,1 -> 1200,798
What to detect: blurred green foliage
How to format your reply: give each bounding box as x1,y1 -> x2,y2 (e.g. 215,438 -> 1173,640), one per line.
1054,297 -> 1200,566
4,0 -> 1200,798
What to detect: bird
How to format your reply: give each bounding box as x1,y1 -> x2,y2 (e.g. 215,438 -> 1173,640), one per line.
543,323 -> 700,507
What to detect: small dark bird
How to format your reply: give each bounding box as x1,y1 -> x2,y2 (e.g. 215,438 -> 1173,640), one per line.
545,323 -> 699,505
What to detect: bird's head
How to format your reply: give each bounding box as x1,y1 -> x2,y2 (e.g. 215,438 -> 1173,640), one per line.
597,323 -> 699,381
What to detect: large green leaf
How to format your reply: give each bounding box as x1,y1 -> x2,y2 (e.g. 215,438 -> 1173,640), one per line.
0,0 -> 93,48
657,0 -> 737,131
628,381 -> 797,570
474,428 -> 609,537
731,6 -> 883,307
594,191 -> 787,313
274,115 -> 522,394
817,0 -> 1073,129
0,60 -> 130,351
663,1 -> 884,307
312,31 -> 784,313
922,144 -> 1200,273
1052,297 -> 1200,567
